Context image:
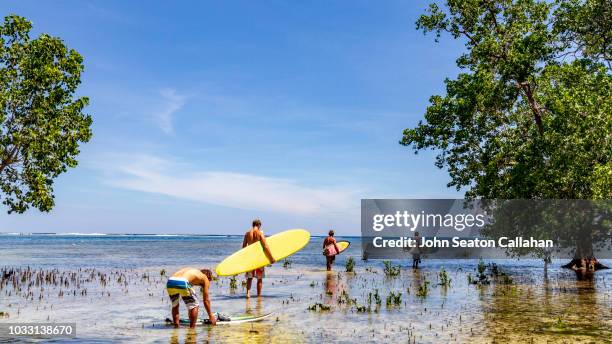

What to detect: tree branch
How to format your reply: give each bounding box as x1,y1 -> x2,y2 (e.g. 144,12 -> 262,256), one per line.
0,145 -> 20,173
518,82 -> 545,135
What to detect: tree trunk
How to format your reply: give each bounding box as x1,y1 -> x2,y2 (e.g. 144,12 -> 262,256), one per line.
561,237 -> 609,270
562,258 -> 609,270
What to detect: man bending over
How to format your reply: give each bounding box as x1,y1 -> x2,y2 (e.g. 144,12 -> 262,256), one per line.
166,267 -> 216,327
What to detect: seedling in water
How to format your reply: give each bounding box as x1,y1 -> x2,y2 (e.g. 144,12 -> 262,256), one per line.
386,291 -> 402,307
416,280 -> 430,298
346,257 -> 355,273
438,267 -> 451,287
383,261 -> 400,277
307,303 -> 331,311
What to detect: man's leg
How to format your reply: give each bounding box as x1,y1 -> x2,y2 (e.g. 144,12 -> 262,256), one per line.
171,304 -> 180,328
169,293 -> 181,327
188,306 -> 199,328
246,277 -> 253,298
326,256 -> 332,271
183,288 -> 200,328
257,278 -> 263,297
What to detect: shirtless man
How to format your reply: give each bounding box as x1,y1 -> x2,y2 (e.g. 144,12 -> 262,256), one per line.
242,219 -> 276,298
166,267 -> 216,327
323,230 -> 340,271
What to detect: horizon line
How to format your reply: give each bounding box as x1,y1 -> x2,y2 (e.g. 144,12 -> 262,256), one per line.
0,231 -> 363,237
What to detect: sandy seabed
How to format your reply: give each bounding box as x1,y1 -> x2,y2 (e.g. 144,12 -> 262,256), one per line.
1,260 -> 611,344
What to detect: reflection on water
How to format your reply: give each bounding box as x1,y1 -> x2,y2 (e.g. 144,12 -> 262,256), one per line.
483,275 -> 611,342
0,235 -> 610,343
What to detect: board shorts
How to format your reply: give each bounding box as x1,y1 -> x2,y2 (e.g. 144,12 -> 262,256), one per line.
166,277 -> 199,310
245,268 -> 265,279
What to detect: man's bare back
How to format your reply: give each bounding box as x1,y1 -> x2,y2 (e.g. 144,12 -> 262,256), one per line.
242,227 -> 275,262
243,228 -> 265,247
166,267 -> 215,327
242,219 -> 275,298
172,268 -> 208,287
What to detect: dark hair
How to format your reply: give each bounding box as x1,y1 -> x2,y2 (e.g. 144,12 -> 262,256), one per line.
201,269 -> 213,281
252,219 -> 262,228
328,230 -> 334,236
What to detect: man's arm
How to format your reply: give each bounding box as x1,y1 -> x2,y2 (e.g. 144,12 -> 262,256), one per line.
242,233 -> 248,248
202,283 -> 216,325
259,233 -> 276,264
332,238 -> 340,254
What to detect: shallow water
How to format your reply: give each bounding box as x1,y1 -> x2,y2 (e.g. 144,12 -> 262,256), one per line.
0,234 -> 610,343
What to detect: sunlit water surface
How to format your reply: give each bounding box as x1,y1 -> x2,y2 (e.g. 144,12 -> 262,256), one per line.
0,234 -> 610,343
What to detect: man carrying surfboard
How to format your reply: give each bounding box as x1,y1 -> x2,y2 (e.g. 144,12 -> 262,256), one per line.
166,267 -> 216,327
242,219 -> 276,298
323,230 -> 341,271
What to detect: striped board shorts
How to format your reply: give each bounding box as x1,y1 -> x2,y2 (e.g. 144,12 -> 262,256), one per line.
166,277 -> 199,310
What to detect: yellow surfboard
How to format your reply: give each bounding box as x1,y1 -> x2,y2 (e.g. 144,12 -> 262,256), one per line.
215,229 -> 311,276
336,241 -> 350,254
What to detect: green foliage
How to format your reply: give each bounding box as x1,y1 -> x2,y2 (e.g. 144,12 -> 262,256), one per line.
386,291 -> 402,307
472,260 -> 491,285
403,1 -> 611,258
229,276 -> 237,290
338,289 -> 357,305
416,280 -> 430,298
383,260 -> 401,277
345,257 -> 355,273
554,314 -> 569,330
363,291 -> 375,313
592,163 -> 612,199
438,267 -> 451,286
553,0 -> 611,65
307,303 -> 331,311
477,260 -> 487,275
0,15 -> 92,213
403,1 -> 610,201
282,259 -> 292,269
355,305 -> 368,313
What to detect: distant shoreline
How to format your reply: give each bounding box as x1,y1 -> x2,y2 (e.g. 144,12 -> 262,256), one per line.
0,232 -> 363,238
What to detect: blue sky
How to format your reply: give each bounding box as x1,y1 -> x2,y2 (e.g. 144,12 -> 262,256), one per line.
0,1 -> 464,235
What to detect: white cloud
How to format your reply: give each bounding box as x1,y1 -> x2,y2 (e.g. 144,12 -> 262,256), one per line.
103,154 -> 357,215
154,89 -> 185,134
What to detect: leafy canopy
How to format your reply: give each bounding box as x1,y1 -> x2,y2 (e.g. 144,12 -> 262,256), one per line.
0,15 -> 92,213
401,0 -> 611,199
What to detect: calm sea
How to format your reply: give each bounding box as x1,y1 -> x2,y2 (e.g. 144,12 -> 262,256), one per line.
0,234 -> 610,343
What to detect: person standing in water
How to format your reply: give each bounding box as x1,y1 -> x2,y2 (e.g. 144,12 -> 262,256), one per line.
323,230 -> 340,271
411,231 -> 421,269
242,219 -> 276,298
166,267 -> 216,327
